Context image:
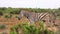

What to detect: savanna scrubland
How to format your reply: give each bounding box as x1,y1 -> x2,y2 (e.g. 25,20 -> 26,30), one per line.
0,7 -> 60,34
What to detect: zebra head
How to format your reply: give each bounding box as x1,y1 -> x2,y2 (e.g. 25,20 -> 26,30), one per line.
18,10 -> 30,20
18,10 -> 24,20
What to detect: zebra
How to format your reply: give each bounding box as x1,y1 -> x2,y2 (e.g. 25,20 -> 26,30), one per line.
18,10 -> 56,25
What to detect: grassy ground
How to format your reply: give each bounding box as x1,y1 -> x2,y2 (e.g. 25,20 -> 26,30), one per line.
0,15 -> 59,34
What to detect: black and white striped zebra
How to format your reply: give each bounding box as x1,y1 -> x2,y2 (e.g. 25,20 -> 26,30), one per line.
18,10 -> 56,25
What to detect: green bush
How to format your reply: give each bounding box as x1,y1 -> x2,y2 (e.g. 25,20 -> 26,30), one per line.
0,24 -> 6,29
10,28 -> 15,34
10,21 -> 55,34
10,12 -> 15,14
4,14 -> 12,18
15,16 -> 18,18
10,10 -> 20,14
0,11 -> 3,16
14,10 -> 20,14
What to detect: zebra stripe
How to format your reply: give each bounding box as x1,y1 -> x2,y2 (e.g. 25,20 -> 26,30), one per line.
40,13 -> 48,20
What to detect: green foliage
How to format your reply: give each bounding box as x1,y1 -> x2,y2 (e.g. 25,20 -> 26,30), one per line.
10,28 -> 15,34
10,10 -> 19,14
10,12 -> 15,14
4,14 -> 12,18
0,7 -> 6,10
10,21 -> 54,34
10,26 -> 19,34
0,11 -> 3,16
22,25 -> 37,34
15,16 -> 18,18
0,7 -> 59,18
0,24 -> 6,29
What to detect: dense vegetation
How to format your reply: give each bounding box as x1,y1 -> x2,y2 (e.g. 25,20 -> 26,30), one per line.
0,7 -> 60,18
0,24 -> 6,29
10,21 -> 55,34
0,7 -> 60,34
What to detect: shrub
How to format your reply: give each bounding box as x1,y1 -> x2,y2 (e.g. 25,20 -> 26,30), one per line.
10,12 -> 15,14
0,24 -> 6,29
10,10 -> 20,14
15,16 -> 18,18
10,27 -> 15,34
10,25 -> 19,34
4,15 -> 10,19
14,11 -> 20,14
4,14 -> 12,18
0,11 -> 3,16
10,22 -> 55,34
